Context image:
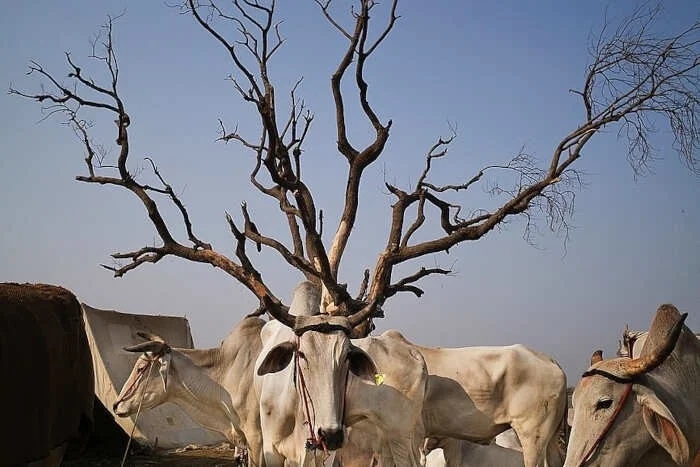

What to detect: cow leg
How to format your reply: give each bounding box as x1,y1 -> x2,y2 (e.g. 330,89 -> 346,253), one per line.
412,422 -> 427,466
385,435 -> 421,466
512,398 -> 563,467
245,429 -> 265,467
521,448 -> 543,467
300,449 -> 327,467
262,447 -> 286,467
512,428 -> 547,467
387,420 -> 424,466
544,434 -> 565,467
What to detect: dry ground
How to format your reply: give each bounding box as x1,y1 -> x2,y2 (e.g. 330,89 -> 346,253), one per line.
64,446 -> 241,466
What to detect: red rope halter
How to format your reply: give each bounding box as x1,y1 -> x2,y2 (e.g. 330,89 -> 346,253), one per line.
295,336 -> 328,454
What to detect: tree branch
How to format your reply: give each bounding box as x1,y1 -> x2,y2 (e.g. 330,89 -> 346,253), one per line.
12,15 -> 288,318
386,267 -> 452,299
13,2 -> 697,336
320,0 -> 394,301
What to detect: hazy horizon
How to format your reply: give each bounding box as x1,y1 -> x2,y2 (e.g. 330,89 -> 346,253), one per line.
1,0 -> 698,385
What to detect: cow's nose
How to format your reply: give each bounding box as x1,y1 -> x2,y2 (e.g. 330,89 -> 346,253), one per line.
112,401 -> 119,412
318,427 -> 344,451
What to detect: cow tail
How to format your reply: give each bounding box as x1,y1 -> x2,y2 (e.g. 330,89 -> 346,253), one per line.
558,385 -> 569,466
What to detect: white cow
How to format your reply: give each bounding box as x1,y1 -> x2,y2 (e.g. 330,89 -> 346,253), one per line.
566,304 -> 698,466
340,333 -> 428,466
618,325 -> 700,358
617,326 -> 649,358
113,316 -> 265,466
424,438 -> 525,467
391,333 -> 567,467
254,281 -> 428,466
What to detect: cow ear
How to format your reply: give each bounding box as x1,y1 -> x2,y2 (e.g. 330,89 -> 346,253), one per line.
257,341 -> 296,376
348,347 -> 377,382
159,353 -> 172,391
637,386 -> 690,465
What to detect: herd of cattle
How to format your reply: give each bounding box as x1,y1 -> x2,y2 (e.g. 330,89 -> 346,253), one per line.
1,281 -> 698,466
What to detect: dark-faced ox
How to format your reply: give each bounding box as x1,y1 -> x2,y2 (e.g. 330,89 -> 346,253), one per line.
112,316 -> 265,466
565,304 -> 698,467
254,281 -> 427,466
0,283 -> 94,467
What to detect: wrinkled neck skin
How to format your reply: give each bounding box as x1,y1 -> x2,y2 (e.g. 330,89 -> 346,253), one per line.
166,349 -> 242,445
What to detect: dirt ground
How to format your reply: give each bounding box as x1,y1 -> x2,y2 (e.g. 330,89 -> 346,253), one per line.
59,397 -> 243,466
63,445 -> 242,467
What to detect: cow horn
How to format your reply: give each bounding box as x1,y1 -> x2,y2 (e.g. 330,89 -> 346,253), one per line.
136,331 -> 166,342
293,314 -> 352,335
620,313 -> 687,377
124,340 -> 169,354
590,349 -> 603,365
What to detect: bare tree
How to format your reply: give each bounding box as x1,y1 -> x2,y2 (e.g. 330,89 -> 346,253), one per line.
10,2 -> 699,335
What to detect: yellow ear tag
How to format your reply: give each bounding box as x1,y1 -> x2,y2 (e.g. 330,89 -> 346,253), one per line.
374,373 -> 385,386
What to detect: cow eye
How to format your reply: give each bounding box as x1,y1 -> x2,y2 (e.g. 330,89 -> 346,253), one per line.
595,398 -> 613,410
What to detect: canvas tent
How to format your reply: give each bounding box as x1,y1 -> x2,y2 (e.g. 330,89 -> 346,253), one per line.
82,304 -> 226,449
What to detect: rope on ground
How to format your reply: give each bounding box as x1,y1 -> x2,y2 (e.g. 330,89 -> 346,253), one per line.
120,361 -> 155,467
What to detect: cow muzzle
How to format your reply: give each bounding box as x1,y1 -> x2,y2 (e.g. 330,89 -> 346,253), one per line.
318,427 -> 344,451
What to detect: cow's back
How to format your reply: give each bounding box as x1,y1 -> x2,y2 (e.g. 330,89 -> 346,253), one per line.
0,283 -> 94,465
425,344 -> 563,411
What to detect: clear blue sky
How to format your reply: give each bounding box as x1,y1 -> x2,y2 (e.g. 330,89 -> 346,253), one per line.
1,1 -> 698,383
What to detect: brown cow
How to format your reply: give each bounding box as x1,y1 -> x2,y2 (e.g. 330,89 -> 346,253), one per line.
0,283 -> 94,466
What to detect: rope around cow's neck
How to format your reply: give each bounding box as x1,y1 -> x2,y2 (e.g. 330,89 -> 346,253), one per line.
295,336 -> 328,455
120,359 -> 155,467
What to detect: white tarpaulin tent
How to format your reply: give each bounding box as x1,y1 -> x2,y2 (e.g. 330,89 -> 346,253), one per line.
82,304 -> 226,449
